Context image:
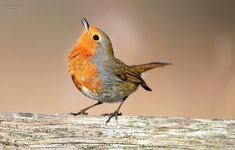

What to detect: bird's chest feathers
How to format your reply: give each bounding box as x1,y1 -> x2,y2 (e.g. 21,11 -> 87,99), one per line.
69,55 -> 103,94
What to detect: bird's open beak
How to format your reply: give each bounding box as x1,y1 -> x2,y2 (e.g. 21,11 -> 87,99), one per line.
81,18 -> 89,31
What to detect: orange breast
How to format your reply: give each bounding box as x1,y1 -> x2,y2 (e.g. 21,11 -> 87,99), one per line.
68,55 -> 102,94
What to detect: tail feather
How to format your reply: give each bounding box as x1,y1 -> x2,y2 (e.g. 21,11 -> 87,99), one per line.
131,62 -> 171,74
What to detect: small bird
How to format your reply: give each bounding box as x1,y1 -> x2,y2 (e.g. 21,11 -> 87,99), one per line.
68,18 -> 170,124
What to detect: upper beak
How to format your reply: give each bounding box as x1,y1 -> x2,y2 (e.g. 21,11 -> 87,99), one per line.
81,18 -> 89,31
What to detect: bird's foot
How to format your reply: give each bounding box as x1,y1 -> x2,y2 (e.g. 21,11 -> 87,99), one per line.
101,112 -> 122,116
70,109 -> 88,116
102,111 -> 122,125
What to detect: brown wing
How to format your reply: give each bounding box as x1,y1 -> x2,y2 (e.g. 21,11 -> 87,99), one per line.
125,70 -> 152,91
114,59 -> 152,91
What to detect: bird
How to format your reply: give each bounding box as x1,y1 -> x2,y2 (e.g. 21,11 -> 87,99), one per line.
68,18 -> 170,124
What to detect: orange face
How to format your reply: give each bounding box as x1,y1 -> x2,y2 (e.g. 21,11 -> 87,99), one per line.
68,26 -> 102,60
68,18 -> 114,60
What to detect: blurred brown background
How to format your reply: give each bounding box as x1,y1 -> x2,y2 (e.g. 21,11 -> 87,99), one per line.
0,0 -> 234,119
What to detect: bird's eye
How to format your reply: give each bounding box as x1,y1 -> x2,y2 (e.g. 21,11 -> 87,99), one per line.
93,35 -> 99,41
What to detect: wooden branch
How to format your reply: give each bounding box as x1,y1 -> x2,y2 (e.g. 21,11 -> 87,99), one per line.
0,113 -> 234,149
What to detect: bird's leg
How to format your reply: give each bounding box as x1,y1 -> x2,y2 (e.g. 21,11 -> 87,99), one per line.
70,101 -> 103,116
104,96 -> 128,125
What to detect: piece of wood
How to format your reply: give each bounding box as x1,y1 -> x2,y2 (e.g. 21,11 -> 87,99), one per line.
0,112 -> 234,149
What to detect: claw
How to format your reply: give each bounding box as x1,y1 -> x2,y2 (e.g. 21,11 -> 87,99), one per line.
101,112 -> 122,116
104,111 -> 122,125
70,109 -> 88,116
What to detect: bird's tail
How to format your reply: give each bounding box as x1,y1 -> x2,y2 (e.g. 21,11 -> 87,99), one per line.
131,62 -> 171,74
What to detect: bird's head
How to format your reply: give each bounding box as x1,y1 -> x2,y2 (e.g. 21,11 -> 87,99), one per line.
68,18 -> 114,60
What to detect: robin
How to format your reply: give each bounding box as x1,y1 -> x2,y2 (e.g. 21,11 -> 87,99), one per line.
68,18 -> 170,124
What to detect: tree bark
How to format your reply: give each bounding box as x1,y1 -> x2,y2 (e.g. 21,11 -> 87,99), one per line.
0,112 -> 234,149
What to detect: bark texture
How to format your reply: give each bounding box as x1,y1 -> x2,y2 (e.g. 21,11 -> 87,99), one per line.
0,112 -> 234,149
